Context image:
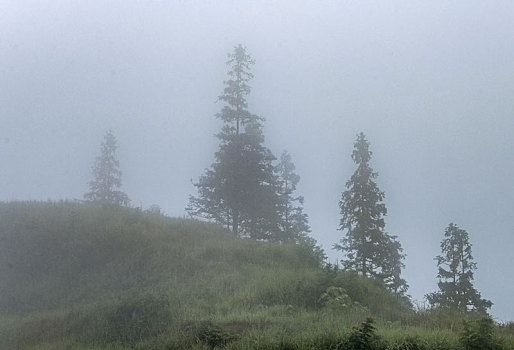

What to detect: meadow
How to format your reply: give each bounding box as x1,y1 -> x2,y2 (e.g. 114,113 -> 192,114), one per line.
0,201 -> 512,349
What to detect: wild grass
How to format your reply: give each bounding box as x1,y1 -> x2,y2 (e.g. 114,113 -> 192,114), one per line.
0,201 -> 512,349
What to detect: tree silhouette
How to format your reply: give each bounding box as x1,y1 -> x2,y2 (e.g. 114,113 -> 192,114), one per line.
274,151 -> 310,242
335,133 -> 407,294
85,130 -> 129,206
426,223 -> 492,313
187,45 -> 278,238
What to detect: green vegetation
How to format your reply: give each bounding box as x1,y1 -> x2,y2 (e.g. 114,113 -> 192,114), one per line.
0,201 -> 512,349
335,132 -> 408,295
426,223 -> 492,313
187,45 -> 311,243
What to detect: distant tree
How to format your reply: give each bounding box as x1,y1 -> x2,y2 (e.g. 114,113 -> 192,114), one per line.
187,45 -> 279,238
273,151 -> 310,242
85,130 -> 129,206
426,223 -> 492,313
334,133 -> 407,294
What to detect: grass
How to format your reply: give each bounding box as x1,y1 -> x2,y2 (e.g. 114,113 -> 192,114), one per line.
0,201 -> 512,349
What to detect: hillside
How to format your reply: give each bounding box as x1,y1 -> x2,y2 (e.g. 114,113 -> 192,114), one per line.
0,201 -> 512,350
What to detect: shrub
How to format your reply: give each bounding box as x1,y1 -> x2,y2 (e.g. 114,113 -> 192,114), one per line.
347,317 -> 379,350
100,293 -> 172,345
197,324 -> 237,349
319,286 -> 367,313
460,317 -> 501,350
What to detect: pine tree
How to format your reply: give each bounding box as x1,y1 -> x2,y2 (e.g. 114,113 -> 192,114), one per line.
334,133 -> 407,293
426,223 -> 492,313
84,130 -> 129,206
274,151 -> 310,242
379,234 -> 409,295
187,45 -> 279,238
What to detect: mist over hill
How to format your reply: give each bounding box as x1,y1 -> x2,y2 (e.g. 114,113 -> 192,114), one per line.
0,201 -> 512,349
1,1 -> 513,320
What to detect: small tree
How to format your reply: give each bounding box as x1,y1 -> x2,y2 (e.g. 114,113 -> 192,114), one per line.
85,130 -> 129,206
334,133 -> 407,293
347,317 -> 379,350
426,223 -> 492,313
274,151 -> 310,242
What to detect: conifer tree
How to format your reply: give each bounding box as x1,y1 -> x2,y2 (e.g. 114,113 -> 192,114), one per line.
187,45 -> 279,238
426,223 -> 492,313
334,133 -> 407,293
274,151 -> 310,242
85,130 -> 129,206
379,234 -> 409,295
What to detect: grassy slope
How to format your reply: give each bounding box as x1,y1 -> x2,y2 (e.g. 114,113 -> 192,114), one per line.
0,201 -> 512,350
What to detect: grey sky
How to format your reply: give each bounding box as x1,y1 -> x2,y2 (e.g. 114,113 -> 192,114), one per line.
1,1 -> 513,320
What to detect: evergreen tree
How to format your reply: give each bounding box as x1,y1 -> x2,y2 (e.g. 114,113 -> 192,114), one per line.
334,133 -> 407,293
426,223 -> 492,313
84,130 -> 129,206
274,151 -> 310,242
379,233 -> 409,295
297,235 -> 327,268
187,45 -> 279,238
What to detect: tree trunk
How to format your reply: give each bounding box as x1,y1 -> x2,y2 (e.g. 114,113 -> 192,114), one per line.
232,210 -> 239,237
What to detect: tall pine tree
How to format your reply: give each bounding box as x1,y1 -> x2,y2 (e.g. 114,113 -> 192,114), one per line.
334,133 -> 407,293
85,130 -> 129,206
187,45 -> 279,239
426,223 -> 492,313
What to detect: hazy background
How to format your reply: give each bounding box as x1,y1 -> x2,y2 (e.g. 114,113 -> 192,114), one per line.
1,0 -> 513,321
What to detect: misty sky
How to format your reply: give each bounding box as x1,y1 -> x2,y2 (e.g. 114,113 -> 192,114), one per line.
1,1 -> 513,321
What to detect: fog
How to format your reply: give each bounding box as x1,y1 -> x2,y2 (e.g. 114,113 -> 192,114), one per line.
1,1 -> 513,321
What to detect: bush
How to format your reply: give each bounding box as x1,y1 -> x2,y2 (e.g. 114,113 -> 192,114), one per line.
197,324 -> 237,349
460,317 -> 501,350
347,317 -> 379,350
100,293 -> 172,345
319,286 -> 367,313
